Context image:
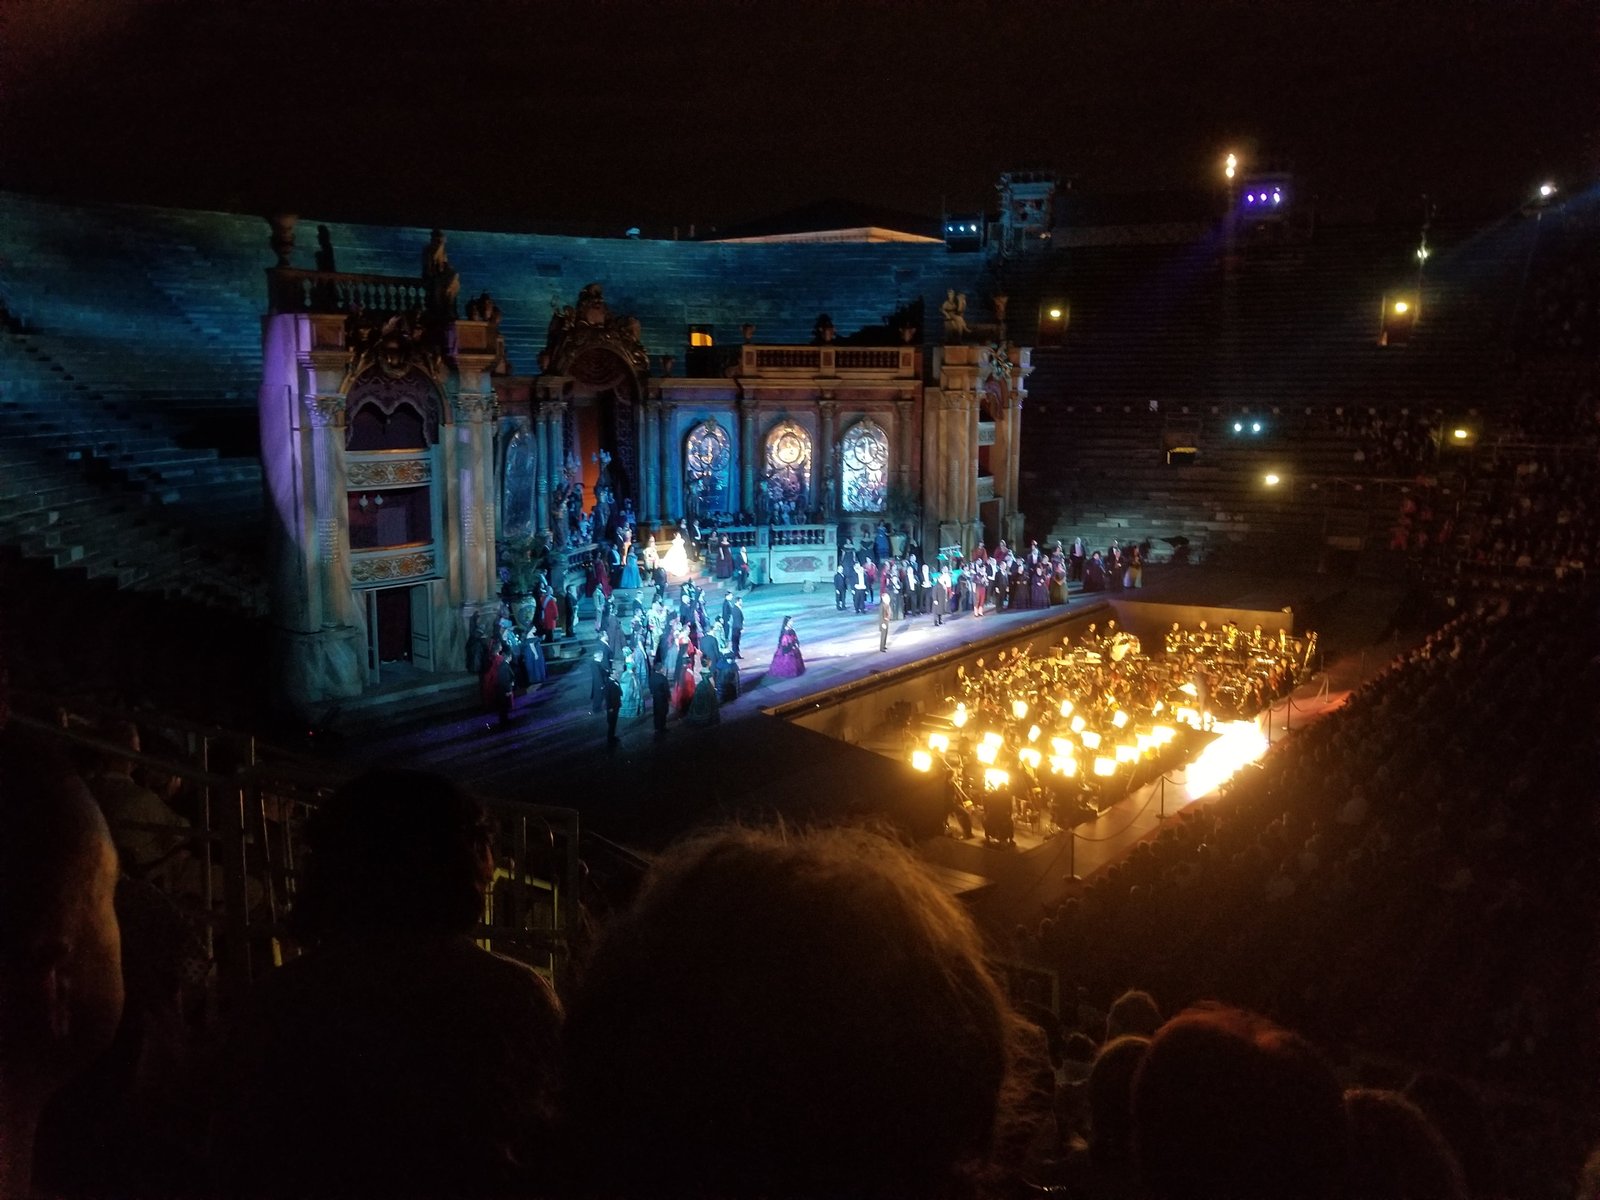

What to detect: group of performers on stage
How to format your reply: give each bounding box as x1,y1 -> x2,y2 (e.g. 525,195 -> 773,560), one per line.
833,538 -> 1087,620
920,617 -> 1317,844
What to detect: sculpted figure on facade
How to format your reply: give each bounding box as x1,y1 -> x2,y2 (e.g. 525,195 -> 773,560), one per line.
540,285 -> 650,381
940,290 -> 970,342
420,228 -> 460,319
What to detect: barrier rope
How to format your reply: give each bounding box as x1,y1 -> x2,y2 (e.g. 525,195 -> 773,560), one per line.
1067,775 -> 1175,843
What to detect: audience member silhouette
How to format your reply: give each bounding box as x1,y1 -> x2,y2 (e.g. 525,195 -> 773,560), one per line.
211,768 -> 561,1199
1344,1087 -> 1468,1200
0,734 -> 125,1200
1133,1004 -> 1348,1200
560,826 -> 1018,1199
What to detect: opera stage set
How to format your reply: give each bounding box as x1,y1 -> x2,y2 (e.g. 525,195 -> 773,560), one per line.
257,205 -> 1033,720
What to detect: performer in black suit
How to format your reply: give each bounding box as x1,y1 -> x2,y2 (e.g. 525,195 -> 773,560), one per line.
649,664 -> 671,735
604,671 -> 623,743
728,594 -> 746,658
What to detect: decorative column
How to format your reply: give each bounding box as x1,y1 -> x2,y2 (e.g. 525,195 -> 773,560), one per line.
637,395 -> 656,524
545,403 -> 566,518
1005,386 -> 1026,542
659,403 -> 677,522
943,392 -> 964,549
922,386 -> 940,550
738,393 -> 757,514
895,398 -> 914,498
307,393 -> 354,629
533,403 -> 552,534
819,400 -> 836,519
452,390 -> 499,611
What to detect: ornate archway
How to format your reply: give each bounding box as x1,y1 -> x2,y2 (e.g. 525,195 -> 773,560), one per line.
543,283 -> 650,508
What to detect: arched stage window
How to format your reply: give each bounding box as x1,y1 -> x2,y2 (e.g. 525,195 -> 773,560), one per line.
684,419 -> 732,516
840,420 -> 888,513
763,420 -> 812,515
348,400 -> 427,452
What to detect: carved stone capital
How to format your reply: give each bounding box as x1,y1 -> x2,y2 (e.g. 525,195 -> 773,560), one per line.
308,393 -> 347,428
451,392 -> 498,424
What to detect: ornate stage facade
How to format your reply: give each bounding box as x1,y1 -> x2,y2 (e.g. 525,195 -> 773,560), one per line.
259,222 -> 1033,718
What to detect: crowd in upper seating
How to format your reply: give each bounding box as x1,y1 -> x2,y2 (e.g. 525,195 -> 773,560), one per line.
1393,444 -> 1598,591
1523,221 -> 1600,356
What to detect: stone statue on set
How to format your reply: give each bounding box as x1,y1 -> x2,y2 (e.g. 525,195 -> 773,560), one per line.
940,289 -> 970,343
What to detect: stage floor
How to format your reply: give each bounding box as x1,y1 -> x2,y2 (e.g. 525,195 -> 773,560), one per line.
345,563 -> 1396,905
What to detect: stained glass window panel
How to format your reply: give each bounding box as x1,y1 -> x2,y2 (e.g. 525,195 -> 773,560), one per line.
685,419 -> 732,514
841,420 -> 888,513
763,421 -> 812,515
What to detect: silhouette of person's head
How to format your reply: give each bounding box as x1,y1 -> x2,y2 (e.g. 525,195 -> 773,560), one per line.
1086,1034 -> 1150,1167
0,734 -> 124,1196
561,826 -> 1014,1198
1344,1087 -> 1467,1200
1134,1004 -> 1347,1200
290,768 -> 493,943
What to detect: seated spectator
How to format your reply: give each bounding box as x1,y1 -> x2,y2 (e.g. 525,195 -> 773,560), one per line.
1343,1088 -> 1467,1200
560,826 -> 1019,1199
87,720 -> 191,887
0,733 -> 125,1200
1134,1004 -> 1347,1200
1105,988 -> 1162,1040
211,769 -> 561,1199
1062,1034 -> 1150,1200
1403,1072 -> 1502,1200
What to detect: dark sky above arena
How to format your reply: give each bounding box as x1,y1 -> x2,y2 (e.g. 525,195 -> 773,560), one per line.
2,0 -> 1595,234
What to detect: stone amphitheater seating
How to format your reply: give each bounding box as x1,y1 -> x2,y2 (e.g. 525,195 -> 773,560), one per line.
0,191 -> 991,615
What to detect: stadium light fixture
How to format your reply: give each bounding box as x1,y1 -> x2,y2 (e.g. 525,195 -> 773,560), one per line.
1263,473 -> 1282,487
1539,182 -> 1557,199
1452,428 -> 1470,440
1393,300 -> 1409,315
1224,152 -> 1238,180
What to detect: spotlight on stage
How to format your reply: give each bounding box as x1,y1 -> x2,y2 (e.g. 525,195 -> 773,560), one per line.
928,732 -> 950,753
1080,730 -> 1103,750
1059,698 -> 1074,717
1093,756 -> 1116,777
1070,714 -> 1087,733
911,750 -> 933,772
1224,152 -> 1238,181
1111,709 -> 1129,729
1264,472 -> 1282,487
1018,748 -> 1042,770
976,741 -> 999,765
1011,699 -> 1030,720
983,768 -> 1011,791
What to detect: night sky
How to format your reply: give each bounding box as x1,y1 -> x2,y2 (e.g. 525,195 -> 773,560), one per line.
2,0 -> 1595,234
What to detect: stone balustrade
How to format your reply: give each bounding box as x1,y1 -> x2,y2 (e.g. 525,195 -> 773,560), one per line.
268,268 -> 430,316
740,344 -> 919,380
